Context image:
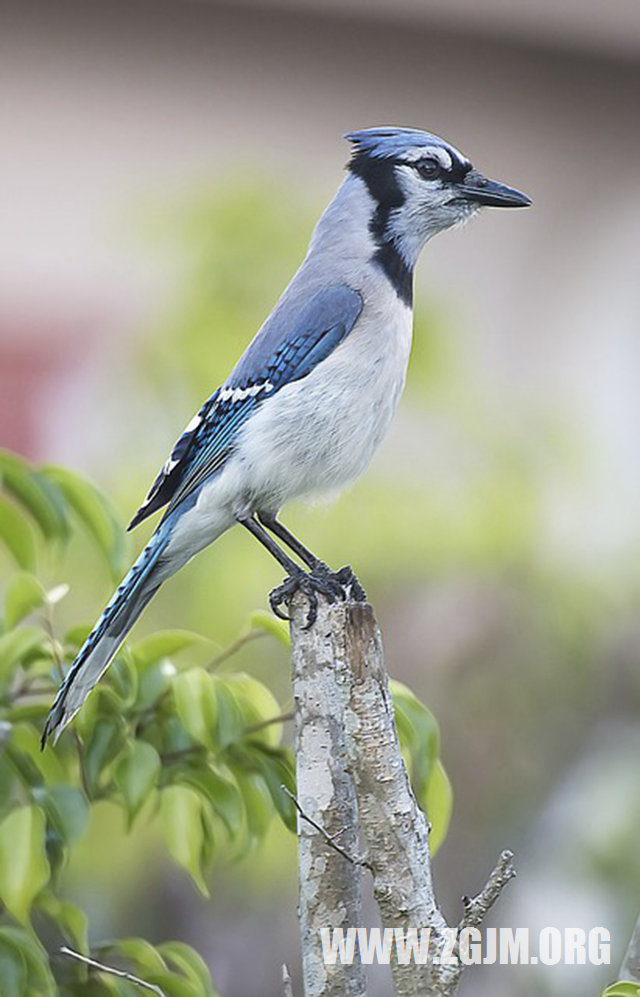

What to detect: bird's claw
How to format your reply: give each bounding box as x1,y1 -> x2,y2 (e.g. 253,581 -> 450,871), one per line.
269,565 -> 344,629
269,563 -> 366,628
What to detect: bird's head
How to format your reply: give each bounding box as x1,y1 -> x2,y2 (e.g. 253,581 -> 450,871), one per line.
346,126 -> 531,269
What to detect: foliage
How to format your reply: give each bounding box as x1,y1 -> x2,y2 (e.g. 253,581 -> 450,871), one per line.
0,449 -> 452,993
0,450 -> 296,995
601,985 -> 640,997
391,680 -> 452,854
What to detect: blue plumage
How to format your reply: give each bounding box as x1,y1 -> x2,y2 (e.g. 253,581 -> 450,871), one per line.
230,283 -> 362,386
130,284 -> 362,523
346,126 -> 460,161
42,515 -> 178,743
43,126 -> 530,745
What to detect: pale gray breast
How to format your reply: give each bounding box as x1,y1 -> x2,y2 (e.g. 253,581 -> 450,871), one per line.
234,286 -> 413,508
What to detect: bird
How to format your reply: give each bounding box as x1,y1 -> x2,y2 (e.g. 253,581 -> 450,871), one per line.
42,126 -> 531,745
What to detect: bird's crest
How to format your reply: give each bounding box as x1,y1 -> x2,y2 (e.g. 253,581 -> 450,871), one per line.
346,126 -> 459,163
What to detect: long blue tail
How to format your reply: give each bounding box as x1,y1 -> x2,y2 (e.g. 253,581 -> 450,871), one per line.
42,522 -> 173,746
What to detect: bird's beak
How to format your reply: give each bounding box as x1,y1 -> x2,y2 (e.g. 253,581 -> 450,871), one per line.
455,169 -> 532,208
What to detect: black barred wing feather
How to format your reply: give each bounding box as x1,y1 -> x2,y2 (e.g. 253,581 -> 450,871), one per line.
128,284 -> 363,528
128,391 -> 221,529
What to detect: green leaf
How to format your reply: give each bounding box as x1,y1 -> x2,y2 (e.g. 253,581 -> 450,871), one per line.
64,623 -> 92,650
213,679 -> 245,748
115,741 -> 161,822
391,680 -> 439,755
103,937 -> 168,976
198,799 -> 223,870
33,784 -> 90,846
233,771 -> 273,838
249,610 -> 290,647
142,974 -> 199,997
240,743 -> 296,831
0,451 -> 69,542
0,627 -> 47,681
7,723 -> 69,787
37,892 -> 89,952
84,718 -> 127,796
601,985 -> 640,997
42,465 -> 127,578
172,670 -> 218,751
135,658 -> 175,712
74,684 -> 125,741
109,653 -> 139,705
161,786 -> 209,895
4,573 -> 46,628
0,935 -> 27,997
133,630 -> 208,668
423,758 -> 453,855
4,702 -> 50,726
0,755 -> 16,821
0,498 -> 36,569
173,763 -> 245,835
224,673 -> 283,746
0,926 -> 55,995
157,940 -> 216,996
158,715 -> 196,758
0,805 -> 50,923
391,680 -> 440,797
390,681 -> 452,852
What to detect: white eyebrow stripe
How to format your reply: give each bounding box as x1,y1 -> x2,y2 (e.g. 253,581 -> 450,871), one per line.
401,146 -> 453,169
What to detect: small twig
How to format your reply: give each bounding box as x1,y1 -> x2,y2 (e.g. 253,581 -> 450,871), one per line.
244,710 -> 294,735
282,963 -> 294,997
458,850 -> 516,931
60,946 -> 166,996
206,629 -> 266,671
281,785 -> 372,871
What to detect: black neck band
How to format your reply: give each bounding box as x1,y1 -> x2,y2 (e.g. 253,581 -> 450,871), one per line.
349,154 -> 414,307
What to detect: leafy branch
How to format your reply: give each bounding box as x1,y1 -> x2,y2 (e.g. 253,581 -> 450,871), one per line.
0,450 -> 460,995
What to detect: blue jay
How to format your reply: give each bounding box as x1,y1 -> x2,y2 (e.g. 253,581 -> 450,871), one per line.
42,126 -> 530,745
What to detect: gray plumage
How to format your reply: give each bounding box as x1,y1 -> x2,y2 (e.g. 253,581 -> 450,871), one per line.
43,125 -> 530,745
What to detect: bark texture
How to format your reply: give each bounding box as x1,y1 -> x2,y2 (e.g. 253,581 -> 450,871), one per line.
290,594 -> 514,997
342,601 -> 451,995
291,594 -> 367,997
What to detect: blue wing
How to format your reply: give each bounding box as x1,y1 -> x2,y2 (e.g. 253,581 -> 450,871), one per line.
128,284 -> 363,529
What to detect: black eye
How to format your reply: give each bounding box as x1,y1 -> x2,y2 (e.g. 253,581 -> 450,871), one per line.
415,158 -> 441,180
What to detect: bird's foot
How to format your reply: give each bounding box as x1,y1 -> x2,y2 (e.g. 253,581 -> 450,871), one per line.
269,563 -> 366,628
270,564 -> 345,628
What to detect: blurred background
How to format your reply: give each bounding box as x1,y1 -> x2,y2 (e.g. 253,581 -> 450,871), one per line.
2,0 -> 640,994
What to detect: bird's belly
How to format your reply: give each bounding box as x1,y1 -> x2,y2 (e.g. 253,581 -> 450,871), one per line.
234,316 -> 412,510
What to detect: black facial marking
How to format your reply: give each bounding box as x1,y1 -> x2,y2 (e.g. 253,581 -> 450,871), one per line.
413,153 -> 471,185
349,151 -> 414,307
373,243 -> 413,307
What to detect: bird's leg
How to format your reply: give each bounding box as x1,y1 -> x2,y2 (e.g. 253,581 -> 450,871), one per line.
256,511 -> 323,569
256,511 -> 367,604
237,515 -> 346,628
